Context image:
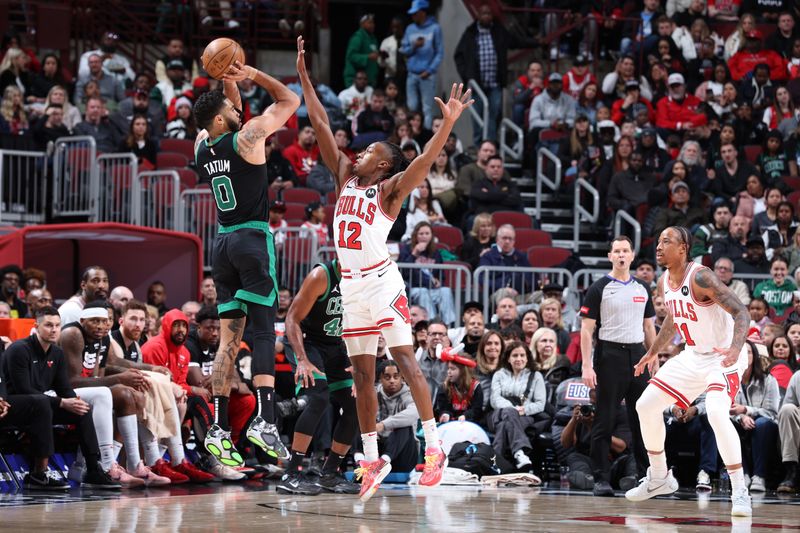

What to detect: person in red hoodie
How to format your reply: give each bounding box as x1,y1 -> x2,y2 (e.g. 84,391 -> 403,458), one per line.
141,308 -> 215,483
611,80 -> 655,126
728,30 -> 788,82
282,125 -> 320,185
655,73 -> 707,135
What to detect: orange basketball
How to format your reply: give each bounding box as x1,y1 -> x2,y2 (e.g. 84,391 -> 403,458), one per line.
201,38 -> 245,80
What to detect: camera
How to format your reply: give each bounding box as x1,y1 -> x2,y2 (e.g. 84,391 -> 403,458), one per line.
579,404 -> 596,417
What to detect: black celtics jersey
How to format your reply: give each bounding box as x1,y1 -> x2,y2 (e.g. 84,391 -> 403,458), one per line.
301,260 -> 344,346
62,323 -> 110,378
195,131 -> 270,226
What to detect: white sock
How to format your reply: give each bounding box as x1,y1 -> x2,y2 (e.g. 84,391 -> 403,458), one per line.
112,440 -> 123,461
138,424 -> 162,466
168,434 -> 185,466
361,432 -> 378,462
99,443 -> 115,470
117,414 -> 141,467
421,419 -> 440,451
649,451 -> 668,480
729,467 -> 746,492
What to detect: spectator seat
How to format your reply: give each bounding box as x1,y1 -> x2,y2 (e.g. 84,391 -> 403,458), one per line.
527,246 -> 572,268
282,187 -> 322,204
514,228 -> 552,249
432,225 -> 465,252
160,138 -> 195,160
284,202 -> 307,224
492,211 -> 533,229
157,151 -> 189,169
275,128 -> 299,149
743,145 -> 762,164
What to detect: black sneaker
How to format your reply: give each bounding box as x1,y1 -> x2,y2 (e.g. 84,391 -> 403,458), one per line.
83,467 -> 123,490
315,471 -> 360,494
593,480 -> 615,497
23,471 -> 70,491
276,471 -> 322,495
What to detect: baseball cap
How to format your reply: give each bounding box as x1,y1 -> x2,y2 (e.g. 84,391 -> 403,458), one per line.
745,29 -> 763,40
625,80 -> 640,91
542,282 -> 563,294
166,59 -> 185,71
462,301 -> 482,314
746,237 -> 765,248
642,127 -> 657,137
573,55 -> 588,66
408,0 -> 429,15
671,180 -> 689,194
667,73 -> 685,86
598,119 -> 616,130
270,200 -> 286,213
548,72 -> 563,83
193,77 -> 210,89
360,13 -> 374,23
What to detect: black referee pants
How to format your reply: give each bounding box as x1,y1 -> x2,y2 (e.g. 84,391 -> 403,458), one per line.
590,340 -> 649,481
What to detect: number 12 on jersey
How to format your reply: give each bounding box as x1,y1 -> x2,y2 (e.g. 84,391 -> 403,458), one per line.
337,220 -> 362,250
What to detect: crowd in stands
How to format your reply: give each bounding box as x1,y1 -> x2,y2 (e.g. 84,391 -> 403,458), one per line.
4,0 -> 800,495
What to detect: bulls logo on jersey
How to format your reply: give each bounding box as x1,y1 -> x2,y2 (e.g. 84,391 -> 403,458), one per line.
391,293 -> 411,324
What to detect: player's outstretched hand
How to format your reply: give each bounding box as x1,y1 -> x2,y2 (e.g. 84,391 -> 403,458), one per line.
714,346 -> 739,367
222,60 -> 253,82
296,36 -> 309,80
295,357 -> 322,389
434,83 -> 474,123
634,350 -> 658,377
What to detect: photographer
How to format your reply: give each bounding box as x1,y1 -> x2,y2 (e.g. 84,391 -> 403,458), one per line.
560,390 -> 638,492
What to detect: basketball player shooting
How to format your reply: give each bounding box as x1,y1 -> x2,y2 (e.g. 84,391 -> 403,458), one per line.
193,59 -> 300,467
297,36 -> 473,501
625,226 -> 752,516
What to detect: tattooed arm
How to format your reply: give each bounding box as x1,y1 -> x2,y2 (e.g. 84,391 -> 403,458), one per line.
692,266 -> 749,367
634,274 -> 673,376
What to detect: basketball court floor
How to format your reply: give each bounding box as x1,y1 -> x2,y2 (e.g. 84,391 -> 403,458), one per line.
1,482 -> 799,532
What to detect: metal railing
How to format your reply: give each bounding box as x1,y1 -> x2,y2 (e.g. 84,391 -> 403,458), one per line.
179,186 -> 217,270
274,227 -> 319,293
499,118 -> 524,164
95,153 -> 138,224
572,269 -> 613,292
398,262 -> 472,326
573,178 -> 599,252
133,171 -> 182,230
467,79 -> 489,142
535,147 -> 561,223
0,149 -> 48,225
614,210 -> 642,256
52,136 -> 97,219
473,266 -> 573,319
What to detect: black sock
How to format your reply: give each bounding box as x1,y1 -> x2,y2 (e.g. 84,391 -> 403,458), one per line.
256,387 -> 275,423
288,450 -> 306,472
322,453 -> 346,474
214,396 -> 230,431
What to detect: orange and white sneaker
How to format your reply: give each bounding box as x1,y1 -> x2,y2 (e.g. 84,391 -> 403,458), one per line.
354,458 -> 392,503
108,463 -> 145,488
130,461 -> 171,487
419,447 -> 447,487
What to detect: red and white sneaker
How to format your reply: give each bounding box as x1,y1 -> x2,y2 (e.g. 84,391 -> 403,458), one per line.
418,446 -> 447,487
354,458 -> 392,503
131,461 -> 171,487
172,459 -> 215,483
108,463 -> 145,488
150,458 -> 189,484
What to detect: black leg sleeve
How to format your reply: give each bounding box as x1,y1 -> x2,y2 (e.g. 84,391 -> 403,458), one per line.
249,304 -> 277,377
330,388 -> 358,446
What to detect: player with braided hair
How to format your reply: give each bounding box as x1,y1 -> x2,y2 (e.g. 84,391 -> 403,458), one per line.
625,226 -> 753,517
296,36 -> 473,501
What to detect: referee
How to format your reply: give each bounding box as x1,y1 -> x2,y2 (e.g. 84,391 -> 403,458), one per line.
580,235 -> 656,497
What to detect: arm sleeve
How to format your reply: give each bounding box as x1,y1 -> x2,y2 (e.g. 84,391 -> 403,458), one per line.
747,376 -> 780,420
601,72 -> 619,95
490,371 -> 514,409
580,281 -> 604,320
5,345 -> 36,395
784,372 -> 800,406
428,25 -> 444,73
381,391 -> 420,430
399,30 -> 414,57
345,35 -> 370,70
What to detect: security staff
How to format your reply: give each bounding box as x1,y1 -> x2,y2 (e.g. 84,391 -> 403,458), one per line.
580,235 -> 656,497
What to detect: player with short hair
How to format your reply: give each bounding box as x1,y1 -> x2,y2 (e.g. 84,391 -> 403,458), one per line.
193,56 -> 300,467
626,226 -> 752,517
297,36 -> 473,501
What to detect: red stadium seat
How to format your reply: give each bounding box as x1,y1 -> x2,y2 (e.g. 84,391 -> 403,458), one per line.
743,145 -> 762,164
514,228 -> 552,249
157,151 -> 189,169
284,202 -> 307,221
442,261 -> 472,291
275,128 -> 298,149
160,138 -> 195,160
781,176 -> 800,190
432,225 -> 464,252
176,168 -> 198,188
789,190 -> 800,208
492,211 -> 533,229
326,190 -> 337,205
538,129 -> 568,142
282,187 -> 321,204
269,188 -> 278,203
527,246 -> 572,268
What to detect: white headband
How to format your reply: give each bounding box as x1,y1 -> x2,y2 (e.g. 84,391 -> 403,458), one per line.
80,308 -> 108,320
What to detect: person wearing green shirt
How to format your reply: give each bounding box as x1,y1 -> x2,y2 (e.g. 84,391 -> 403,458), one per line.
754,257 -> 797,316
343,14 -> 379,87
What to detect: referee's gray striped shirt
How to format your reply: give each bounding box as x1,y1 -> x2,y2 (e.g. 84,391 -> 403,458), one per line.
580,275 -> 654,343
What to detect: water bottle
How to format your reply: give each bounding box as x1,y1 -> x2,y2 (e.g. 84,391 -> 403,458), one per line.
560,465 -> 570,489
719,471 -> 730,494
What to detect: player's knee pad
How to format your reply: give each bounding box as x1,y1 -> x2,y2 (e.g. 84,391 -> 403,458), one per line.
330,388 -> 358,444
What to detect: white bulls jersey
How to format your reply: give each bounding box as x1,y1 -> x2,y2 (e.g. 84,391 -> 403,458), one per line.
334,177 -> 395,272
662,262 -> 733,354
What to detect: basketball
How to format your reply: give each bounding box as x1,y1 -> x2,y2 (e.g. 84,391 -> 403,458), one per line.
201,38 -> 245,80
